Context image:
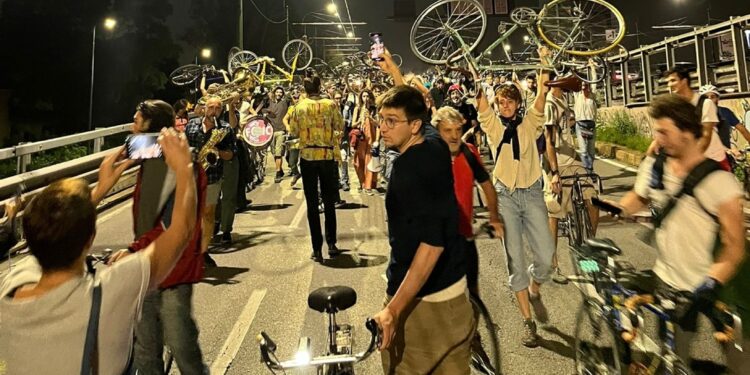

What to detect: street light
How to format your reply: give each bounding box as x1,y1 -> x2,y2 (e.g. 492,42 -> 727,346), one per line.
346,31 -> 354,38
201,48 -> 212,59
326,3 -> 337,13
89,17 -> 117,131
503,44 -> 511,51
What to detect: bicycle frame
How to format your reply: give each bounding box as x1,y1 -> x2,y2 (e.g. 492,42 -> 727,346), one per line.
445,7 -> 594,73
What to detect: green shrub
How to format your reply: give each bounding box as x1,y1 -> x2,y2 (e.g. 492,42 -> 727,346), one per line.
597,110 -> 651,153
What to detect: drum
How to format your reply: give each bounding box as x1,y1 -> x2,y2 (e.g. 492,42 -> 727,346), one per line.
242,115 -> 274,148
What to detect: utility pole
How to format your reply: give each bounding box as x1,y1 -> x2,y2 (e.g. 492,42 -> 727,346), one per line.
285,0 -> 290,42
239,0 -> 244,49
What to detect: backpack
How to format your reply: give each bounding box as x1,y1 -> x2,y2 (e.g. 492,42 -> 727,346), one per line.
652,158 -> 750,334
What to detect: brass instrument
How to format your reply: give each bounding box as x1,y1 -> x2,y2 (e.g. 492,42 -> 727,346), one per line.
198,67 -> 256,105
197,124 -> 229,169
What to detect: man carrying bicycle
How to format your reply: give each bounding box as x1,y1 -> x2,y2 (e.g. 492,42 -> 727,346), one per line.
610,95 -> 748,372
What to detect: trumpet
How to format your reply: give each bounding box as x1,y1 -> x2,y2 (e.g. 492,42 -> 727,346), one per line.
198,67 -> 256,105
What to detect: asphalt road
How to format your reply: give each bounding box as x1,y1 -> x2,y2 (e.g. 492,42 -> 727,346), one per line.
3,153 -> 731,375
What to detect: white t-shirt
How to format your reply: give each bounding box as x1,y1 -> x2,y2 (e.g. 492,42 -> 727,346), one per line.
573,92 -> 597,121
634,156 -> 742,291
690,93 -> 726,162
0,253 -> 151,375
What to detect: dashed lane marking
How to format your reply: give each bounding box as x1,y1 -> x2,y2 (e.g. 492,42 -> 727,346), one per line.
289,200 -> 307,229
209,288 -> 268,375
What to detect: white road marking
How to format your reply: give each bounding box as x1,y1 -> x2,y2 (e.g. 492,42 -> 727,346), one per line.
209,289 -> 268,375
598,157 -> 639,173
289,200 -> 307,229
96,202 -> 132,223
381,274 -> 388,282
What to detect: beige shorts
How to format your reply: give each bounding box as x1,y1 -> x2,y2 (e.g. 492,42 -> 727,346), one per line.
271,131 -> 286,157
206,181 -> 223,205
544,164 -> 598,219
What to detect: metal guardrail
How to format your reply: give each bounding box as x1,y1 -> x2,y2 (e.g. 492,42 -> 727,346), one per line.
603,14 -> 750,107
0,123 -> 132,174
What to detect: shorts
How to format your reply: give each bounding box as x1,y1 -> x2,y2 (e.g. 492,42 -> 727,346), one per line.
544,164 -> 597,219
271,131 -> 286,157
206,181 -> 223,205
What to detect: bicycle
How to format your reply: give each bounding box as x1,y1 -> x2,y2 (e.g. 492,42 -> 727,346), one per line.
409,0 -> 626,84
571,238 -> 742,375
169,64 -> 222,87
258,286 -> 380,374
559,172 -> 603,249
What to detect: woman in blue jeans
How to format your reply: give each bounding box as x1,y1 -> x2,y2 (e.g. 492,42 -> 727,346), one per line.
474,51 -> 558,348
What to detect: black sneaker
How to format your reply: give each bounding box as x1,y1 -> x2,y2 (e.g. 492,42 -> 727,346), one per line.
310,250 -> 322,262
328,245 -> 342,257
334,200 -> 346,209
522,319 -> 539,348
204,253 -> 217,268
291,175 -> 300,186
274,172 -> 283,183
221,232 -> 232,245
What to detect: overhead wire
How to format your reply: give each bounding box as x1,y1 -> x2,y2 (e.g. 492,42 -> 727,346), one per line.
248,0 -> 288,24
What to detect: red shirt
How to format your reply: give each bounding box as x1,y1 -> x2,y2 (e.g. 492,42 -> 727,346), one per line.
129,164 -> 207,289
453,144 -> 485,238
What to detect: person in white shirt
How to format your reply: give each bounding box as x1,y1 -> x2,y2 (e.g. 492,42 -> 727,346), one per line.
573,82 -> 598,171
0,129 -> 197,375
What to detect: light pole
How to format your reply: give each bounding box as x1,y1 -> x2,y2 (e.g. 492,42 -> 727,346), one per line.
88,17 -> 117,131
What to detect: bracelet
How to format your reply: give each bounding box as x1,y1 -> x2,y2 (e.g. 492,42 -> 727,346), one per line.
551,170 -> 559,177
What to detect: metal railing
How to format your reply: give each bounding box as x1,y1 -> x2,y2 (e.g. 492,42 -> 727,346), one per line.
603,14 -> 750,107
0,123 -> 132,174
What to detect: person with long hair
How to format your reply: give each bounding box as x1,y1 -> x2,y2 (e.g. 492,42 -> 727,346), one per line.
351,89 -> 380,195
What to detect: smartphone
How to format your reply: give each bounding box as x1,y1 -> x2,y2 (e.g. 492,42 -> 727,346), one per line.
125,133 -> 162,160
369,32 -> 384,62
591,197 -> 622,216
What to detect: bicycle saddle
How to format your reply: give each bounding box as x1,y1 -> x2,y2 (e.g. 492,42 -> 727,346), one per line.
580,238 -> 622,257
544,74 -> 583,92
308,286 -> 357,313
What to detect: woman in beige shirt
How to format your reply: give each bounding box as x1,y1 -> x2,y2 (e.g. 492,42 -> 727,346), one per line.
475,55 -> 560,348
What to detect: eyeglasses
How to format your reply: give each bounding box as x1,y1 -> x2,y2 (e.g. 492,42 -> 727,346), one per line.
377,115 -> 411,129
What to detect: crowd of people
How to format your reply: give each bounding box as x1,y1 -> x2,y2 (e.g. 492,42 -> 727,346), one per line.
1,43 -> 749,375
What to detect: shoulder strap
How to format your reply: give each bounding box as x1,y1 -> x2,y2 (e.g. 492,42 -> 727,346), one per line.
653,159 -> 722,228
460,143 -> 489,182
81,283 -> 102,375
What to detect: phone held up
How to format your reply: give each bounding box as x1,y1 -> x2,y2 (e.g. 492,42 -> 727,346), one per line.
125,133 -> 163,160
369,32 -> 384,62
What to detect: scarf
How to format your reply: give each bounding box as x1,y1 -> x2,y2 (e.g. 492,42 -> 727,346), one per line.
497,115 -> 523,160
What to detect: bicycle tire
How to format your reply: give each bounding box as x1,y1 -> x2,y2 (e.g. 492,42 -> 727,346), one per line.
229,50 -> 260,75
570,56 -> 608,84
410,0 -> 487,65
282,39 -> 313,71
470,294 -> 501,375
169,64 -> 202,86
537,0 -> 626,56
574,298 -> 624,375
604,44 -> 630,65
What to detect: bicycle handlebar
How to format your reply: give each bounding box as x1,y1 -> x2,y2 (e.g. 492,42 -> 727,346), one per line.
258,318 -> 381,371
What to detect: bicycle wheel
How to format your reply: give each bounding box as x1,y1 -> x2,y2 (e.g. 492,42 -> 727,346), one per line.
344,65 -> 367,92
229,50 -> 260,75
410,0 -> 487,65
470,294 -> 501,375
604,44 -> 629,65
567,210 -> 583,248
568,56 -> 607,84
574,299 -> 624,375
169,64 -> 202,86
282,39 -> 313,70
537,0 -> 626,56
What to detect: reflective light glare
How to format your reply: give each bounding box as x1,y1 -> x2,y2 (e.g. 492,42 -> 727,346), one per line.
337,24 -> 342,29
503,44 -> 511,51
201,48 -> 212,58
523,35 -> 530,42
294,350 -> 311,364
327,3 -> 337,13
347,31 -> 354,38
103,17 -> 117,30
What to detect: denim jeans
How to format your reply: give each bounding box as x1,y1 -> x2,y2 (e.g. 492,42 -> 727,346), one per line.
575,120 -> 596,171
339,148 -> 350,187
134,284 -> 207,375
495,179 -> 555,292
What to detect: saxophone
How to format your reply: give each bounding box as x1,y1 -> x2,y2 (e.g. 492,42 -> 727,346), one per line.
197,123 -> 229,170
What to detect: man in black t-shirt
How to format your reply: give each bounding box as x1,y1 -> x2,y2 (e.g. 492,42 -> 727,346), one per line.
373,85 -> 474,374
444,84 -> 479,145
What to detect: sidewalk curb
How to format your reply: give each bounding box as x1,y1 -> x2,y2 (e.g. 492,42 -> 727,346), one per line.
595,142 -> 645,167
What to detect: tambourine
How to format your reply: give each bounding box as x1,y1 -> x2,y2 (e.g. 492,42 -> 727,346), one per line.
241,115 -> 274,148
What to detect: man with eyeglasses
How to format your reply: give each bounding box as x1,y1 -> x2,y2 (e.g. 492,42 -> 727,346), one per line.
373,85 -> 473,374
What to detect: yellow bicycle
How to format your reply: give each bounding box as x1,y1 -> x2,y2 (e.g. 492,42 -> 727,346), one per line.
228,39 -> 313,86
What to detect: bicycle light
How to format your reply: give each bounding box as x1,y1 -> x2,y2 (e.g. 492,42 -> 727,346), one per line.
294,337 -> 311,365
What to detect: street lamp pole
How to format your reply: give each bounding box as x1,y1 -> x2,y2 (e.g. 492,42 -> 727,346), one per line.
88,25 -> 96,131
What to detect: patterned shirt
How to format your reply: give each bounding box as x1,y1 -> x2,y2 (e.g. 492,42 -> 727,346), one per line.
289,97 -> 344,161
185,117 -> 237,185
